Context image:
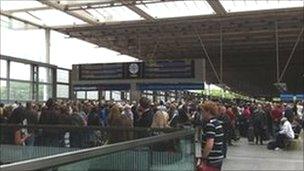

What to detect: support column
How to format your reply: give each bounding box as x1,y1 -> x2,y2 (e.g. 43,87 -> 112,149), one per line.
130,83 -> 141,102
110,91 -> 113,100
121,91 -> 125,101
220,26 -> 223,82
99,90 -> 105,101
275,21 -> 280,82
31,65 -> 39,101
6,60 -> 10,103
45,28 -> 51,64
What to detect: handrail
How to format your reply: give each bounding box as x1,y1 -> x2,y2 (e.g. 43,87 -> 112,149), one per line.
0,129 -> 194,171
0,124 -> 182,132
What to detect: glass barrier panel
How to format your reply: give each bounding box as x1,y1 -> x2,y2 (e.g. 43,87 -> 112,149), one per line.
54,134 -> 194,171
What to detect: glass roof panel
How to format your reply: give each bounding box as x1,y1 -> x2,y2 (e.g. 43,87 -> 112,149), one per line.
220,0 -> 304,13
0,15 -> 35,30
87,6 -> 143,22
12,9 -> 86,26
136,0 -> 214,19
59,0 -> 102,5
0,0 -> 46,11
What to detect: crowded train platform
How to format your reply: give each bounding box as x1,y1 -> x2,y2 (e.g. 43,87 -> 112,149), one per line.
0,0 -> 303,171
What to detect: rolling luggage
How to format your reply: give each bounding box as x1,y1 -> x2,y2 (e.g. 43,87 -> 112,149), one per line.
267,141 -> 276,150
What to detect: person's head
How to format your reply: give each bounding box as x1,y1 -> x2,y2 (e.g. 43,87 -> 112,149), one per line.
151,111 -> 168,128
46,98 -> 55,108
201,101 -> 218,121
109,104 -> 122,125
0,103 -> 4,108
124,104 -> 131,112
139,97 -> 151,110
219,105 -> 226,115
26,101 -> 33,111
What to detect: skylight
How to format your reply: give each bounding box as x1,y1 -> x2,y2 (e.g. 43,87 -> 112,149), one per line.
136,0 -> 214,19
220,0 -> 304,13
0,0 -> 46,11
12,9 -> 86,26
87,6 -> 143,22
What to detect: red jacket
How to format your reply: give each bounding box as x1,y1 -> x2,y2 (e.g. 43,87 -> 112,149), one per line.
271,108 -> 283,122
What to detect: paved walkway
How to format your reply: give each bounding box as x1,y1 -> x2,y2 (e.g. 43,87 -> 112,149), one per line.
222,137 -> 303,171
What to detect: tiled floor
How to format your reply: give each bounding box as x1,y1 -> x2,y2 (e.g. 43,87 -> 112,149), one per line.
222,137 -> 303,171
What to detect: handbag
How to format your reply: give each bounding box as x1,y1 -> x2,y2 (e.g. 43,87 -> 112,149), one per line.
197,161 -> 220,171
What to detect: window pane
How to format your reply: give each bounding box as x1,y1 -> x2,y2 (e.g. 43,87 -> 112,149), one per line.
10,81 -> 31,101
38,84 -> 52,101
57,84 -> 69,98
10,62 -> 31,81
87,91 -> 98,100
112,91 -> 121,101
0,60 -> 7,78
39,67 -> 52,83
0,80 -> 7,100
57,69 -> 69,83
76,91 -> 85,99
105,91 -> 110,100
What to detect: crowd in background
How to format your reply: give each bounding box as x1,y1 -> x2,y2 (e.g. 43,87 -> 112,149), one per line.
0,97 -> 303,168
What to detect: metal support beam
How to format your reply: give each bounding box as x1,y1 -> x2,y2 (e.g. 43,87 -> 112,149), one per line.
278,27 -> 304,82
120,0 -> 155,21
4,6 -> 51,13
220,25 -> 223,82
206,0 -> 227,15
0,10 -> 47,29
37,0 -> 99,25
275,21 -> 280,82
195,29 -> 222,84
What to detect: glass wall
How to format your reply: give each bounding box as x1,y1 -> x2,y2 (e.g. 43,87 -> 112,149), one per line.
56,69 -> 70,99
0,80 -> 7,101
0,56 -> 71,103
10,81 -> 31,101
87,91 -> 98,100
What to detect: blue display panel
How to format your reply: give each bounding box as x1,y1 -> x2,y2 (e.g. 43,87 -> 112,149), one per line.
74,84 -> 130,91
137,83 -> 204,91
280,94 -> 294,102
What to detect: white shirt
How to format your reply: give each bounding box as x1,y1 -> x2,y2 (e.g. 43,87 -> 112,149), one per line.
279,120 -> 295,139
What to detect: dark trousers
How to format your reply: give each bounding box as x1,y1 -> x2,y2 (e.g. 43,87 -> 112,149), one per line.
222,141 -> 227,158
254,127 -> 263,145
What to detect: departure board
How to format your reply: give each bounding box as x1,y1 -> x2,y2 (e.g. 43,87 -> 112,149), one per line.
143,60 -> 194,79
79,63 -> 123,80
77,59 -> 195,80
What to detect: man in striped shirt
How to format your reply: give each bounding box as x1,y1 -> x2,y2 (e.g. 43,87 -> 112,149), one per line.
201,101 -> 224,170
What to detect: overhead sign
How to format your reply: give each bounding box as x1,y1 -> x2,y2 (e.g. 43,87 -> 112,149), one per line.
143,60 -> 194,79
280,94 -> 294,102
74,84 -> 130,91
79,63 -> 123,80
77,59 -> 195,80
296,94 -> 304,101
137,83 -> 204,91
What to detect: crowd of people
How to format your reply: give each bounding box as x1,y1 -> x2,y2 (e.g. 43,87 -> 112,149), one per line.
0,97 -> 303,170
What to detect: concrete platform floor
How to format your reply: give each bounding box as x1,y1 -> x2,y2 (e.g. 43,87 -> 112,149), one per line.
222,138 -> 303,171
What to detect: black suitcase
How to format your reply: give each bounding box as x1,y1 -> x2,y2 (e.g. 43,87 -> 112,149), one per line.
267,141 -> 276,150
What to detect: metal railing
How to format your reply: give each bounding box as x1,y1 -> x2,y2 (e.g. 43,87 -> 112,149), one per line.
1,129 -> 194,171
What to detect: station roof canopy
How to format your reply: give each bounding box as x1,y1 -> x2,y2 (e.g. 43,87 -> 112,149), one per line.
1,0 -> 303,97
